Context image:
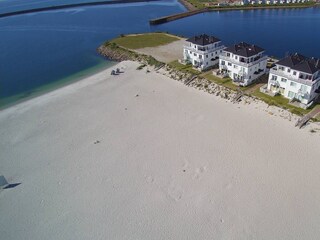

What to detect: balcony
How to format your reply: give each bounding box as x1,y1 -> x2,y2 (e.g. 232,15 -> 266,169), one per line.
184,45 -> 225,55
219,54 -> 267,68
269,68 -> 316,87
269,79 -> 280,86
297,89 -> 310,100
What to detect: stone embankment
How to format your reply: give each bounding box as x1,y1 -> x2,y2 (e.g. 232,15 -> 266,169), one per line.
155,65 -> 298,123
98,42 -> 317,127
149,3 -> 316,25
98,42 -> 163,67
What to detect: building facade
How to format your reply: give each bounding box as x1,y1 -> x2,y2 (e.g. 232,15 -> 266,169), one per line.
219,42 -> 267,86
267,53 -> 320,106
243,0 -> 308,4
183,34 -> 225,71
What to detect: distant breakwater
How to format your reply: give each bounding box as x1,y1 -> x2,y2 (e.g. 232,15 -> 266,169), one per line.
150,8 -> 207,25
0,0 -> 161,19
150,3 -> 316,25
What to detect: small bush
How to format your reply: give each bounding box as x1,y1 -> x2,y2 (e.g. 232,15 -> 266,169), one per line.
137,64 -> 146,70
290,108 -> 302,116
268,100 -> 277,106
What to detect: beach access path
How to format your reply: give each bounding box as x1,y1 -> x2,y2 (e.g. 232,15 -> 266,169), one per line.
1,61 -> 320,240
134,39 -> 185,63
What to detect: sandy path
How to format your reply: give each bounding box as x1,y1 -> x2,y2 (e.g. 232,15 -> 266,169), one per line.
1,61 -> 320,240
135,39 -> 185,63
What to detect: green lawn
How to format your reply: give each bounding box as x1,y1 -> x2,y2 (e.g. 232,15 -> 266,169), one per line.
184,0 -> 206,9
251,88 -> 309,115
168,60 -> 200,75
202,72 -> 252,91
315,113 -> 320,122
110,33 -> 180,50
203,72 -> 313,115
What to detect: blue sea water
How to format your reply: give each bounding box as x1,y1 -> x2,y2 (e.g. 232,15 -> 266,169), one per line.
153,7 -> 320,58
0,0 -> 319,108
0,0 -> 185,107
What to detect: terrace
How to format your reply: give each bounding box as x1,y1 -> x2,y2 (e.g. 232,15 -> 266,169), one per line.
184,44 -> 225,55
269,68 -> 316,86
220,53 -> 268,68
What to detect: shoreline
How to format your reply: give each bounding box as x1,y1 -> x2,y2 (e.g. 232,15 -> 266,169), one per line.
0,63 -> 119,117
3,55 -> 319,130
0,60 -> 116,111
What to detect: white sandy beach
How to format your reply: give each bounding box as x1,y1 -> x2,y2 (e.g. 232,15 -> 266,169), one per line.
1,60 -> 320,240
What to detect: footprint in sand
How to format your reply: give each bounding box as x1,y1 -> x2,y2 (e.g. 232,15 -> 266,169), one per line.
182,160 -> 189,173
40,199 -> 45,207
145,175 -> 154,184
192,166 -> 207,180
167,184 -> 183,202
225,182 -> 233,190
225,176 -> 238,190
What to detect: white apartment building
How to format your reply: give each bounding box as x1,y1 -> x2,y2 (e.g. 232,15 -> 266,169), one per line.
267,53 -> 320,107
183,34 -> 225,71
219,42 -> 267,86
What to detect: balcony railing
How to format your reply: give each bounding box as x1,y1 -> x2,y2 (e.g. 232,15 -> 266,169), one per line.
269,68 -> 317,87
269,80 -> 280,86
297,88 -> 310,99
219,54 -> 267,68
184,45 -> 225,55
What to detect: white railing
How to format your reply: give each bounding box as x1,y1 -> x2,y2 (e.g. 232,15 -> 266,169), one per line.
269,69 -> 316,87
297,88 -> 310,99
269,79 -> 280,86
184,45 -> 225,55
219,54 -> 268,68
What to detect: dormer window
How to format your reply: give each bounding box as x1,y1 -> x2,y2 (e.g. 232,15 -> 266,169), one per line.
287,69 -> 291,73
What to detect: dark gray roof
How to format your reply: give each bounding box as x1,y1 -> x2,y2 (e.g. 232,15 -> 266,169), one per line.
276,53 -> 320,74
224,42 -> 264,57
186,34 -> 221,46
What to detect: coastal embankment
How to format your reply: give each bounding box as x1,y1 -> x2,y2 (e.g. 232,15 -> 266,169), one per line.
0,0 -> 162,19
150,8 -> 208,25
98,42 -> 315,123
98,33 -> 320,121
